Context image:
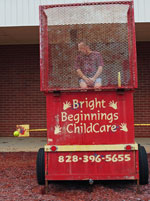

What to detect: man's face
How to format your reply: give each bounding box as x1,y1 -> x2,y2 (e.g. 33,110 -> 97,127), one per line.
78,43 -> 88,55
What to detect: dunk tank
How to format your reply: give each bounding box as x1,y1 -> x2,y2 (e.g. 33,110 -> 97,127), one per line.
36,0 -> 149,188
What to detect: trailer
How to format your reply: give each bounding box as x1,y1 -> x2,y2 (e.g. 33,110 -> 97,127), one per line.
36,0 -> 149,191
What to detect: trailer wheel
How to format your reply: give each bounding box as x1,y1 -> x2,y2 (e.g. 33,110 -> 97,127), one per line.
138,144 -> 149,185
36,148 -> 45,185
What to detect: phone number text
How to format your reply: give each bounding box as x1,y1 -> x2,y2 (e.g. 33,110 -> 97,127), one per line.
58,154 -> 131,163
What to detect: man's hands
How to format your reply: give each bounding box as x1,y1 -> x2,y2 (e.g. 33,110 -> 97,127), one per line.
84,66 -> 102,86
76,69 -> 102,88
84,77 -> 95,86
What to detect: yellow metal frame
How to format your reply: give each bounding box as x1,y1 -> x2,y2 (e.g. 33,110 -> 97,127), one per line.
134,124 -> 150,126
44,143 -> 138,152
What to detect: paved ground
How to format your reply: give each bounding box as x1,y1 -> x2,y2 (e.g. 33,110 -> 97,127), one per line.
0,137 -> 47,152
0,137 -> 150,153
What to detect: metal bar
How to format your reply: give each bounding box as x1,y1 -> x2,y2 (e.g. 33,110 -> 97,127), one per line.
45,143 -> 138,152
25,124 -> 150,133
28,129 -> 47,132
118,72 -> 121,87
134,124 -> 150,126
42,1 -> 132,10
28,124 -> 150,132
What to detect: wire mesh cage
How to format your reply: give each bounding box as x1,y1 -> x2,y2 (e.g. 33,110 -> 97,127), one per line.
40,1 -> 137,91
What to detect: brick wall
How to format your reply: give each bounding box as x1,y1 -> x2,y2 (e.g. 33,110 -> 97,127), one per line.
0,45 -> 46,137
0,43 -> 150,137
134,42 -> 150,137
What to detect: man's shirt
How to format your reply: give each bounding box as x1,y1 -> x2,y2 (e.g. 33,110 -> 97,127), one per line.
74,51 -> 104,78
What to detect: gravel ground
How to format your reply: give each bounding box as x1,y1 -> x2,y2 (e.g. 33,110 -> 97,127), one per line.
0,152 -> 150,201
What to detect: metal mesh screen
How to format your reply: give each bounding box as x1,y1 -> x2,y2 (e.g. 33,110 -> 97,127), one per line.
40,1 -> 137,91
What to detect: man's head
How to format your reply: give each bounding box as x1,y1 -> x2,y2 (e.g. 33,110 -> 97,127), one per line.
78,42 -> 91,55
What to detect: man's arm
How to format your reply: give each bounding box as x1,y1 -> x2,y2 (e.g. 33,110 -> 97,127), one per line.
90,66 -> 103,82
77,69 -> 93,85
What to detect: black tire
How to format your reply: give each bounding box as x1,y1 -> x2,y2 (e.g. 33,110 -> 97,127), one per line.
138,144 -> 149,185
36,148 -> 45,185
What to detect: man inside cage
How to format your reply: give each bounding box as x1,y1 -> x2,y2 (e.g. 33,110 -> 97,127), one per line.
74,42 -> 104,89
